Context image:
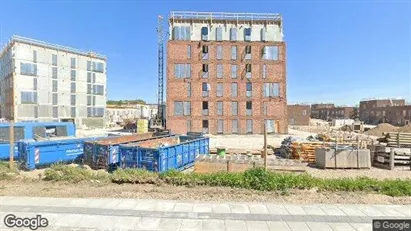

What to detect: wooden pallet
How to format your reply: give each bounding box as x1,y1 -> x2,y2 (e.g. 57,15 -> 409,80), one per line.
372,145 -> 411,170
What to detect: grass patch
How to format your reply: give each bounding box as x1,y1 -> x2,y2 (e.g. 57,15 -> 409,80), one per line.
112,168 -> 411,197
0,161 -> 19,180
44,164 -> 110,183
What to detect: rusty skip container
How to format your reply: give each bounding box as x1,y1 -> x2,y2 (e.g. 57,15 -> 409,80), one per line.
84,132 -> 172,170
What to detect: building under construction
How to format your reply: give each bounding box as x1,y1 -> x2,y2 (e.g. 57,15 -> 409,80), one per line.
166,11 -> 287,135
0,36 -> 107,127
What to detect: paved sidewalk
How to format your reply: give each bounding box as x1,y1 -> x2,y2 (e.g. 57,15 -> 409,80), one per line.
0,196 -> 410,230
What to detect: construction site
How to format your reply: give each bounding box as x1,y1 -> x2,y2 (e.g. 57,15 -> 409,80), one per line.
1,11 -> 411,206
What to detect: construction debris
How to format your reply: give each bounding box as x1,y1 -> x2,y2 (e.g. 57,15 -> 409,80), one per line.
364,123 -> 398,136
371,145 -> 411,170
379,132 -> 411,148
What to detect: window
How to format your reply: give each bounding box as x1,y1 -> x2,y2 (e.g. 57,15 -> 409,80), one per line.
94,85 -> 104,95
216,27 -> 223,41
231,46 -> 237,60
217,120 -> 223,134
92,62 -> 104,73
202,83 -> 209,97
263,102 -> 268,116
33,78 -> 37,90
232,119 -> 238,134
263,83 -> 280,97
231,65 -> 237,78
244,28 -> 251,41
263,46 -> 279,60
71,107 -> 76,117
20,63 -> 37,76
246,83 -> 252,97
186,82 -> 191,97
87,72 -> 91,82
70,70 -> 76,81
52,93 -> 58,105
71,95 -> 76,106
216,45 -> 222,60
246,64 -> 252,78
33,50 -> 37,63
201,27 -> 208,41
403,110 -> 407,117
245,45 -> 251,60
93,108 -> 104,117
174,64 -> 191,79
52,107 -> 58,118
187,45 -> 191,59
216,83 -> 223,97
261,28 -> 266,41
87,61 -> 91,71
187,120 -> 192,132
52,54 -> 58,66
231,83 -> 237,97
173,26 -> 191,40
87,96 -> 92,106
202,101 -> 209,116
216,64 -> 223,79
87,84 -> 92,94
232,102 -> 238,116
183,102 -> 191,116
246,101 -> 252,116
52,80 -> 58,92
52,67 -> 58,79
217,102 -> 223,115
202,64 -> 209,78
265,120 -> 275,134
92,73 -> 96,83
70,58 -> 76,69
202,120 -> 209,134
174,101 -> 183,116
71,82 -> 76,93
246,120 -> 253,133
21,92 -> 37,104
230,28 -> 237,41
262,64 -> 267,79
202,45 -> 209,60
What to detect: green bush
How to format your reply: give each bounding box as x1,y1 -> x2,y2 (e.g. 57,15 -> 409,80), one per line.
0,161 -> 19,180
112,169 -> 158,184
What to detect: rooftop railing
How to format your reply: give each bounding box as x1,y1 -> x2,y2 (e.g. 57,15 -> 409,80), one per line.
170,11 -> 282,22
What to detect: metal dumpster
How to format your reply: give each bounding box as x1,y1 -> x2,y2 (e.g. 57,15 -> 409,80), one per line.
119,135 -> 210,172
83,133 -> 172,170
18,137 -> 103,170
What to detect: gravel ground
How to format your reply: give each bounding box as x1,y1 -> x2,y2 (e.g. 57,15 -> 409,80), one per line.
306,166 -> 411,179
0,181 -> 410,205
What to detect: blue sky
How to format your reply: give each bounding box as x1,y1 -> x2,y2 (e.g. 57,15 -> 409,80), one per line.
0,0 -> 410,106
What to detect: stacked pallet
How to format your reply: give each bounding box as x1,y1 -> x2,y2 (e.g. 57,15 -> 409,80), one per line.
291,142 -> 326,163
209,148 -> 274,156
382,132 -> 411,148
372,145 -> 411,170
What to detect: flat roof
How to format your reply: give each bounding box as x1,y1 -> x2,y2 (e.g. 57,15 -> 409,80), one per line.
1,35 -> 106,60
169,11 -> 282,23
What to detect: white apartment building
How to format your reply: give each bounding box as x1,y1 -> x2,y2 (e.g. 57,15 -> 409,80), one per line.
0,36 -> 107,128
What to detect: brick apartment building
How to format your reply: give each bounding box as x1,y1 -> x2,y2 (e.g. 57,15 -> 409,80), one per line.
288,104 -> 310,125
311,103 -> 357,121
166,11 -> 287,135
359,99 -> 410,125
310,104 -> 334,119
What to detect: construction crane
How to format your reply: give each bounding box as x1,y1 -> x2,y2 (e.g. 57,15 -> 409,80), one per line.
149,15 -> 167,133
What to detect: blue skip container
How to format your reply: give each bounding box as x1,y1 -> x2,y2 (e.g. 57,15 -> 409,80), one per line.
18,137 -> 104,170
119,135 -> 209,172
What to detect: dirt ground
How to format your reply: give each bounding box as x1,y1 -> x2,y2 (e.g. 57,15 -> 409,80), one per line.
305,166 -> 411,180
0,180 -> 410,205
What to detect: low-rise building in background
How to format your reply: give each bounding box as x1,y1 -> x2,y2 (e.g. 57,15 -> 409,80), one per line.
288,104 -> 310,125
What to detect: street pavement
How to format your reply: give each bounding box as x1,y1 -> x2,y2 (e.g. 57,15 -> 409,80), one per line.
0,196 -> 410,230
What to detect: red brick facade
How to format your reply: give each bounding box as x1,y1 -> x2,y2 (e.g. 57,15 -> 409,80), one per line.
288,104 -> 310,125
166,41 -> 287,134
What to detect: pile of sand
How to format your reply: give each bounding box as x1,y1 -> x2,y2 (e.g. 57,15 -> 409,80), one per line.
397,124 -> 411,133
364,123 -> 399,136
